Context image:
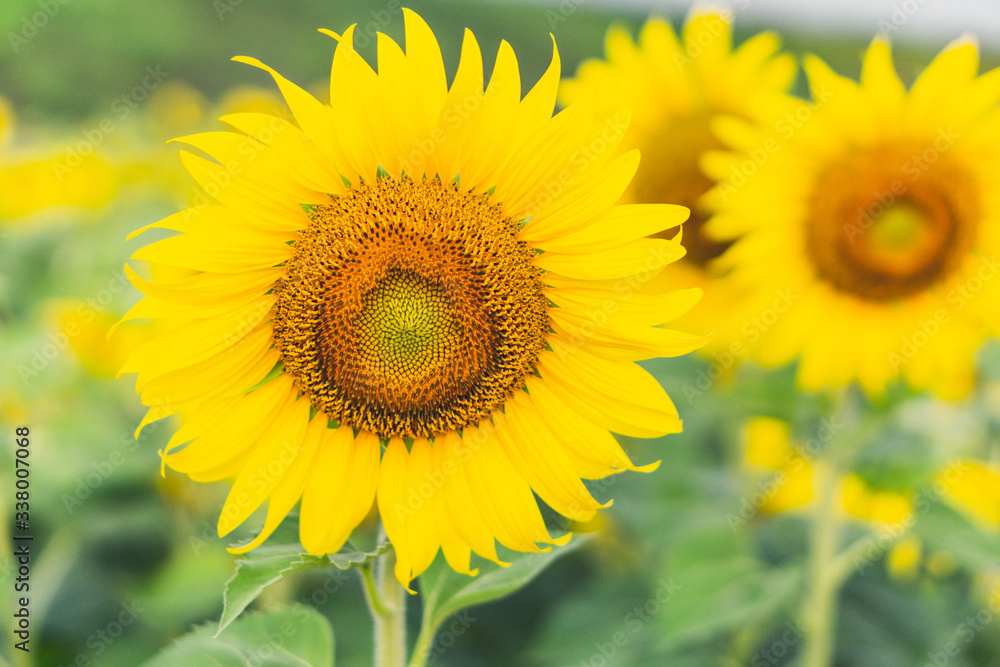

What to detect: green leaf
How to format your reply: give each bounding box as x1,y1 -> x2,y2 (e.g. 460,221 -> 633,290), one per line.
914,502 -> 1000,571
142,605 -> 334,667
219,515 -> 389,635
656,523 -> 802,652
417,535 -> 592,646
658,556 -> 801,652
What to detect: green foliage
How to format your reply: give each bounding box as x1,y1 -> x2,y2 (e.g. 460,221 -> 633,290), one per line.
411,537 -> 593,665
657,524 -> 802,653
915,503 -> 1000,572
220,515 -> 389,635
419,536 -> 593,632
142,606 -> 334,667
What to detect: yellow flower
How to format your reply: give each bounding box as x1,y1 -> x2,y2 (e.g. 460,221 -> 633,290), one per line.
886,535 -> 922,579
839,473 -> 912,525
0,96 -> 117,222
705,38 -> 1000,398
215,85 -> 288,117
0,95 -> 13,147
0,96 -> 116,222
741,417 -> 913,524
146,81 -> 209,139
938,459 -> 1000,529
0,156 -> 118,221
121,11 -> 705,589
48,301 -> 152,379
560,10 -> 795,345
741,416 -> 814,514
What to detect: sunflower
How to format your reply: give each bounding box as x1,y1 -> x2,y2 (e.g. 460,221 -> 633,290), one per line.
119,11 -> 704,589
0,95 -> 118,223
739,415 -> 912,523
740,415 -> 998,579
704,38 -> 1000,398
559,10 -> 795,343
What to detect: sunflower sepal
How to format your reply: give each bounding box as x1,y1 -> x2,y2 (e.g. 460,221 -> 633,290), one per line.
218,513 -> 389,637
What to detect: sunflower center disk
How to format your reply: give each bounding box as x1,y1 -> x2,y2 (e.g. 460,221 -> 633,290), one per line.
355,271 -> 457,384
273,176 -> 549,439
806,147 -> 978,302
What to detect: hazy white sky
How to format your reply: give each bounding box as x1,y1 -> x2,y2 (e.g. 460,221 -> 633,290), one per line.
629,0 -> 1000,46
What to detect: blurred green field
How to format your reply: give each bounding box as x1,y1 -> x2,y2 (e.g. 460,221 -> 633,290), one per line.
3,1 -> 1000,666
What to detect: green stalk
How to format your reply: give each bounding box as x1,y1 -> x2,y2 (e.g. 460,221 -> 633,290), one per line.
406,588 -> 440,667
361,546 -> 407,667
799,388 -> 867,667
800,458 -> 840,667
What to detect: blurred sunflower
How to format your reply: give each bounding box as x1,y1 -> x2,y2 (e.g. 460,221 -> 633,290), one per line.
741,417 -> 1000,578
0,95 -> 12,146
742,416 -> 915,575
559,10 -> 795,343
939,459 -> 1000,529
118,81 -> 293,201
0,95 -> 117,222
49,301 -> 153,378
705,38 -> 1000,398
121,10 -> 705,589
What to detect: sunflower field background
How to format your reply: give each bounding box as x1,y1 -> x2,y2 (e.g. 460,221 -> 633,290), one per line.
3,0 -> 1000,666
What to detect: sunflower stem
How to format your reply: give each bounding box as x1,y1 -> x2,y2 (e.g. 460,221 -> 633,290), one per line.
800,458 -> 840,667
362,547 -> 407,667
800,389 -> 861,667
407,588 -> 441,667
